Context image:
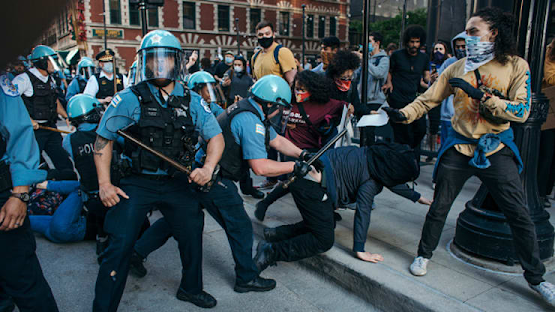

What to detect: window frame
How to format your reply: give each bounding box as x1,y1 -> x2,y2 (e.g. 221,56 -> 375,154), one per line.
218,5 -> 230,32
182,1 -> 196,30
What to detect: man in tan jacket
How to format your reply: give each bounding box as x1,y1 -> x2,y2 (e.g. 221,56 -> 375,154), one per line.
382,7 -> 555,307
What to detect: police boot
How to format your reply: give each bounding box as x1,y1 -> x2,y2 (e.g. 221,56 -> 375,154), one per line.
234,276 -> 276,293
176,289 -> 217,309
253,240 -> 276,273
129,251 -> 147,278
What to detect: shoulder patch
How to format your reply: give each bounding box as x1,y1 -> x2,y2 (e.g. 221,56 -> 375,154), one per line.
255,123 -> 265,135
0,75 -> 19,97
111,94 -> 122,108
200,99 -> 212,113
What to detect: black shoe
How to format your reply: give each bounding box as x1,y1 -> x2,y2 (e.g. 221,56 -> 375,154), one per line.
263,227 -> 279,243
255,201 -> 269,221
244,188 -> 265,199
129,251 -> 147,278
334,212 -> 342,222
234,276 -> 277,293
253,240 -> 276,273
0,298 -> 15,312
176,289 -> 217,309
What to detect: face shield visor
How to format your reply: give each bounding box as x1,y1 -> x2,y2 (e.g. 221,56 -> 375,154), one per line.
265,101 -> 290,133
128,66 -> 137,86
80,67 -> 94,80
138,47 -> 185,83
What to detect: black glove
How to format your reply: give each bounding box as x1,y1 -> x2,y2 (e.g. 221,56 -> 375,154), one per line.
293,160 -> 310,178
382,106 -> 407,123
449,78 -> 484,100
300,150 -> 324,172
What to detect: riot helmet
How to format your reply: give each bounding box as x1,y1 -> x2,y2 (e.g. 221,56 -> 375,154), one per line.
29,45 -> 61,74
67,94 -> 103,126
137,30 -> 185,87
77,57 -> 95,80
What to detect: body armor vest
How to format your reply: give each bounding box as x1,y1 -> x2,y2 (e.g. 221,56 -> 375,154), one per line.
217,98 -> 269,181
78,78 -> 88,94
124,81 -> 197,174
95,73 -> 124,99
22,71 -> 57,124
70,130 -> 99,192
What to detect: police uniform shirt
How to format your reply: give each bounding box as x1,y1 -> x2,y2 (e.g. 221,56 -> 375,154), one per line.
0,74 -> 47,186
65,77 -> 86,102
83,71 -> 129,98
96,82 -> 221,174
230,98 -> 277,160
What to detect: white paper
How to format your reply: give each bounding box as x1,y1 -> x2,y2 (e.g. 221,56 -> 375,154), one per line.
356,109 -> 389,127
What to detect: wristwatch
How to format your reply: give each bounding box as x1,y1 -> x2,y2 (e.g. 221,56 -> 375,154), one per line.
11,192 -> 30,203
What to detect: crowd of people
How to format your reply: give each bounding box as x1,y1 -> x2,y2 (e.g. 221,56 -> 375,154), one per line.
1,6 -> 555,312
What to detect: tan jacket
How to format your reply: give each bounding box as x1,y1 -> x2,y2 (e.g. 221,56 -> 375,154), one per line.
400,56 -> 531,157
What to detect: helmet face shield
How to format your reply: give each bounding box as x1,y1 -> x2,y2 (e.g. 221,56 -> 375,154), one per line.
138,47 -> 184,82
47,55 -> 61,73
80,67 -> 94,80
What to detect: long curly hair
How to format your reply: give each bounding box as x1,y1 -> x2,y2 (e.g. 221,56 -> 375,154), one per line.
403,25 -> 427,47
325,50 -> 361,80
294,70 -> 332,104
471,7 -> 517,65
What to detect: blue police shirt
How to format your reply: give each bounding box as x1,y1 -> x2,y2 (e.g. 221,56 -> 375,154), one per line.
65,77 -> 85,102
96,82 -> 221,174
0,74 -> 47,186
230,98 -> 277,160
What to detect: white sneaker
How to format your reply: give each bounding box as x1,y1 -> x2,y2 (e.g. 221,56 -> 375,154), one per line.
409,256 -> 429,276
530,281 -> 555,307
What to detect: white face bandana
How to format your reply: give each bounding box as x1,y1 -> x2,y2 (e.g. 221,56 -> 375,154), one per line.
464,34 -> 495,74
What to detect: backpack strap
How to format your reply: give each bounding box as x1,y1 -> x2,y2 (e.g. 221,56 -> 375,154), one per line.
296,102 -> 314,127
273,44 -> 282,66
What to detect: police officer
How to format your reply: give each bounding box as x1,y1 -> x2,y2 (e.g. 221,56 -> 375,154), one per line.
83,49 -> 127,105
0,73 -> 58,312
206,74 -> 309,286
187,71 -> 224,116
12,45 -> 74,171
126,60 -> 138,87
66,57 -> 95,101
92,30 -> 224,311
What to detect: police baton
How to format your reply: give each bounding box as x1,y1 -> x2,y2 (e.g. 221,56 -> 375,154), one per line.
112,56 -> 118,96
283,116 -> 353,189
38,125 -> 72,134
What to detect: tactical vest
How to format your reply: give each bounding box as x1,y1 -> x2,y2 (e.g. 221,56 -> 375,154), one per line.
70,130 -> 99,192
78,78 -> 88,93
217,98 -> 269,181
95,73 -> 124,99
22,71 -> 57,124
124,81 -> 197,174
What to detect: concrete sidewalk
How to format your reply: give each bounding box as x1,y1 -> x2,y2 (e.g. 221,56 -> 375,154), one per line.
244,164 -> 555,312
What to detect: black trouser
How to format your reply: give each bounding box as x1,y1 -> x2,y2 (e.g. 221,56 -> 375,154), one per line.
390,117 -> 427,149
417,147 -> 546,285
0,190 -> 59,312
239,169 -> 256,194
359,126 -> 376,147
537,129 -> 555,197
271,178 -> 335,262
34,128 -> 73,171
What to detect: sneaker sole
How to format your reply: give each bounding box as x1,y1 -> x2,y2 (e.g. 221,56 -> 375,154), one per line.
409,269 -> 427,276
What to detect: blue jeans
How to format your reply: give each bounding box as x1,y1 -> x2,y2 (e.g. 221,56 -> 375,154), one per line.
439,120 -> 452,147
93,174 -> 204,312
29,181 -> 86,243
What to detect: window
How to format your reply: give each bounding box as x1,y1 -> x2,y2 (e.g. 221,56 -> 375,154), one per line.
110,0 -> 121,24
307,14 -> 314,38
218,5 -> 230,32
318,16 -> 326,38
250,8 -> 261,34
148,7 -> 158,27
279,12 -> 290,36
330,16 -> 336,36
183,2 -> 195,29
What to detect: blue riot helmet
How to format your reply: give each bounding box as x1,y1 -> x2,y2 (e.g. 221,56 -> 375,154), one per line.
250,75 -> 292,127
64,68 -> 71,80
77,57 -> 95,80
137,30 -> 184,87
187,71 -> 218,103
67,94 -> 103,126
127,60 -> 138,86
30,45 -> 61,73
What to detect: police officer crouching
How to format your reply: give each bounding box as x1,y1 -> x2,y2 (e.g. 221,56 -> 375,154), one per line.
83,49 -> 126,105
12,45 -> 74,171
92,30 -> 224,311
66,57 -> 95,102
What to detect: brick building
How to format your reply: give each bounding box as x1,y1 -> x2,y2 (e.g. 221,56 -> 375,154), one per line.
41,0 -> 351,73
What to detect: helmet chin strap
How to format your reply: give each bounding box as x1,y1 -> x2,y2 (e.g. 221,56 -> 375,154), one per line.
153,78 -> 172,87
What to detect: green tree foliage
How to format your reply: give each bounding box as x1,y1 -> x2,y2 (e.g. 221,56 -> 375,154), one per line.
349,8 -> 428,47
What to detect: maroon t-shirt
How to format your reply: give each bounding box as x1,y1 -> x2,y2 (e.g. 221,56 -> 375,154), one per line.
285,98 -> 346,150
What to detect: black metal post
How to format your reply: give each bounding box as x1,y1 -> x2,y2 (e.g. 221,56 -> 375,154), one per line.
400,0 -> 407,48
301,4 -> 306,68
360,0 -> 370,108
139,0 -> 148,36
102,0 -> 107,49
372,0 -> 377,23
454,0 -> 554,264
426,0 -> 441,53
235,18 -> 240,54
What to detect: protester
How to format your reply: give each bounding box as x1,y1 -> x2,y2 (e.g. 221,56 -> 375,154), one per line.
222,55 -> 254,106
382,8 -> 555,306
538,37 -> 555,208
214,50 -> 234,83
356,32 -> 390,147
386,43 -> 398,57
313,36 -> 341,74
200,57 -> 214,74
327,50 -> 362,115
426,41 -> 450,158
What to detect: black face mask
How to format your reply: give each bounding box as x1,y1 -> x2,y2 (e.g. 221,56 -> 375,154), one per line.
152,78 -> 172,88
455,48 -> 467,59
258,37 -> 274,49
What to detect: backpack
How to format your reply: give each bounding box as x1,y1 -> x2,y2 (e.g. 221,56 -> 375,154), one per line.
366,141 -> 420,187
251,44 -> 283,76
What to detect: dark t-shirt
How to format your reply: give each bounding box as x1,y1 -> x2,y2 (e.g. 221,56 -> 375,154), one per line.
389,49 -> 429,107
214,62 -> 231,79
285,99 -> 345,150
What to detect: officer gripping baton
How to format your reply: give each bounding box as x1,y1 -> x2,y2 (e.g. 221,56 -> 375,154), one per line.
39,125 -> 72,134
283,116 -> 353,189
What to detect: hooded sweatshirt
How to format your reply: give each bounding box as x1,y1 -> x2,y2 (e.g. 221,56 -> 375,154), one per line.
438,32 -> 467,121
356,50 -> 390,106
